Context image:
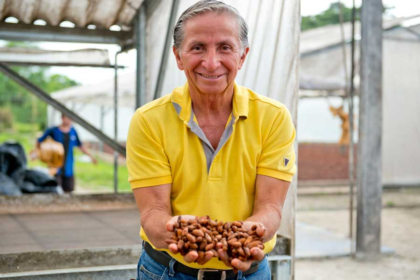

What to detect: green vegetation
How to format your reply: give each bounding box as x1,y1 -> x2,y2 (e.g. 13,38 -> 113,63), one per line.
301,2 -> 361,31
386,201 -> 395,208
301,2 -> 393,31
0,41 -> 78,131
75,150 -> 131,192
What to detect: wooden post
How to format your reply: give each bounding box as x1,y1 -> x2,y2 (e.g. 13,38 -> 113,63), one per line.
356,0 -> 383,259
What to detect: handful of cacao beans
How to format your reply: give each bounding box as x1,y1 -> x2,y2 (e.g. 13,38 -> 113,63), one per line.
166,215 -> 265,263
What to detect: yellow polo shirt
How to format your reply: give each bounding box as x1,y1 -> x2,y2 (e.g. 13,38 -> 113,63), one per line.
127,83 -> 296,269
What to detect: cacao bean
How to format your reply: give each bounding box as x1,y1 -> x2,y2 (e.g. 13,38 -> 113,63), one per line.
186,233 -> 196,243
205,243 -> 214,251
192,229 -> 204,237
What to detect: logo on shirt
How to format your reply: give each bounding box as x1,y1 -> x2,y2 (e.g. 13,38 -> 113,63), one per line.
70,135 -> 77,141
284,158 -> 290,167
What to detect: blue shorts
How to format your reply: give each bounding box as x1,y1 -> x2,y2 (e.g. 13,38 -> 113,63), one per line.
136,249 -> 271,280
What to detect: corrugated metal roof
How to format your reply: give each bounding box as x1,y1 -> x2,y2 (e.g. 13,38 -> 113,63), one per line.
0,0 -> 143,30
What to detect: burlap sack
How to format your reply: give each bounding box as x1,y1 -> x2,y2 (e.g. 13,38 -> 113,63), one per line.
38,138 -> 65,168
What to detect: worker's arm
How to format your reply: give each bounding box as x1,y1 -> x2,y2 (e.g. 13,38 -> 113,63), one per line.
133,184 -> 213,264
245,175 -> 290,241
218,174 -> 290,271
78,145 -> 97,164
36,127 -> 54,149
132,184 -> 173,249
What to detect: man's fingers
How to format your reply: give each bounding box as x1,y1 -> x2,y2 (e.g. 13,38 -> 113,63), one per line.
165,216 -> 178,232
250,247 -> 265,261
183,250 -> 198,263
256,224 -> 266,237
166,215 -> 198,232
168,243 -> 178,254
217,248 -> 232,267
231,258 -> 252,271
197,250 -> 214,265
243,221 -> 267,240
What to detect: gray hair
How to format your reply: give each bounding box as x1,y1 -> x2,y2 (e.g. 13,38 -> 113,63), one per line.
173,0 -> 249,53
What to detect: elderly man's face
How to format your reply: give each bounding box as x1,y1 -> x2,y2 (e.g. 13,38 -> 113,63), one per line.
174,12 -> 249,95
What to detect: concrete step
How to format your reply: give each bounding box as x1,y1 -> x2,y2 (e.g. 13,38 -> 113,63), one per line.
0,264 -> 137,280
0,245 -> 142,274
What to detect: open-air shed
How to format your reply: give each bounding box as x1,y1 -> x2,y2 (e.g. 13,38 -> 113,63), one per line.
1,0 -> 301,278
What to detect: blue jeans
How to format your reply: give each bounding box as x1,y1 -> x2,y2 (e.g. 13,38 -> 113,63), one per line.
137,249 -> 271,280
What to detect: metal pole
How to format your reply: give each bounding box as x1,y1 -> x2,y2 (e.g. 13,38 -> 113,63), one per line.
135,4 -> 147,109
114,51 -> 121,194
349,0 -> 357,257
154,0 -> 180,100
99,106 -> 105,152
356,0 -> 383,260
338,1 -> 349,94
0,62 -> 126,157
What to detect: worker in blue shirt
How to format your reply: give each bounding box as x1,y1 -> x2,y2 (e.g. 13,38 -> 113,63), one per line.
37,114 -> 97,193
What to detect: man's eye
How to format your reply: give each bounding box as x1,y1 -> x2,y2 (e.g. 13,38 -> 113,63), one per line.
192,46 -> 203,51
221,45 -> 231,51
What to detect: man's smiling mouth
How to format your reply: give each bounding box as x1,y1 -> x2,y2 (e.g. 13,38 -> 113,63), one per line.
197,73 -> 224,79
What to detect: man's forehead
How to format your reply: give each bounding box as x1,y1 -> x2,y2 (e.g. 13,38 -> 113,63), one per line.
183,13 -> 239,42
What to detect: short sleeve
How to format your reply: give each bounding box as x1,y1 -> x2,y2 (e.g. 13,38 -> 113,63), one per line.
257,107 -> 297,182
37,127 -> 53,143
74,129 -> 82,147
126,111 -> 172,189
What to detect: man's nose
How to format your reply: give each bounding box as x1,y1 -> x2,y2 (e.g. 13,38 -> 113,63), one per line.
202,49 -> 221,71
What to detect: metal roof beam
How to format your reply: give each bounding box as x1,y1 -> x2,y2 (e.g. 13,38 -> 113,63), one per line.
0,23 -> 132,45
0,61 -> 125,68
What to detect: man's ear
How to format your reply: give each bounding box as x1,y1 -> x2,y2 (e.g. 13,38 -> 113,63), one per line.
173,46 -> 184,70
238,47 -> 250,70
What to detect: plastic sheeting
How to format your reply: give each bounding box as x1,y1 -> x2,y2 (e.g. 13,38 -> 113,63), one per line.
0,141 -> 61,195
0,47 -> 111,66
147,0 -> 300,110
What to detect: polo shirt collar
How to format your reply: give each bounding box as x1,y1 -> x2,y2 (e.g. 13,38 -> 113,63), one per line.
171,82 -> 249,123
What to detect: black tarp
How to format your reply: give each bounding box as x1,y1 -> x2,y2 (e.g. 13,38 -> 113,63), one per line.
0,142 -> 27,186
0,141 -> 61,196
21,169 -> 61,194
0,173 -> 21,196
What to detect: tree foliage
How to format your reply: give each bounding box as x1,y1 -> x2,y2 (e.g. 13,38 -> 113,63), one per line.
0,42 -> 78,130
301,2 -> 361,31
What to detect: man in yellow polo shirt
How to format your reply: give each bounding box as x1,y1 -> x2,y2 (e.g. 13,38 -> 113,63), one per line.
127,1 -> 296,279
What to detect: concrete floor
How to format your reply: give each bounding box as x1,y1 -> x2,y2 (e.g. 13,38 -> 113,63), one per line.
0,209 -> 141,254
296,221 -> 394,259
2,187 -> 416,277
0,208 -> 383,259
